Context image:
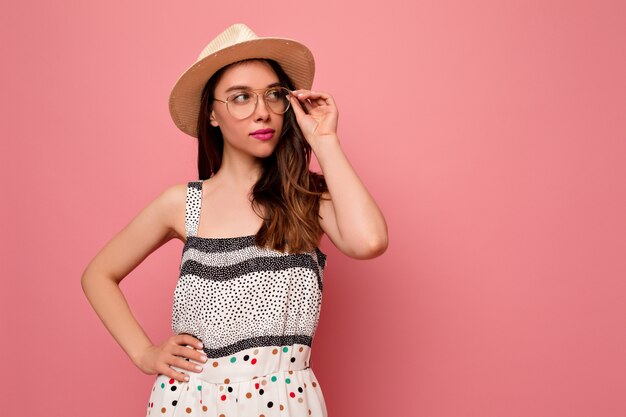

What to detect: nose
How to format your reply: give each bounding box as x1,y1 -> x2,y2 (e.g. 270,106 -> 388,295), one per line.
253,94 -> 270,121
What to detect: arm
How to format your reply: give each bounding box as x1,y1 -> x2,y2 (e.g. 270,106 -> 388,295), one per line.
289,89 -> 388,259
80,183 -> 198,367
314,137 -> 388,259
314,139 -> 388,259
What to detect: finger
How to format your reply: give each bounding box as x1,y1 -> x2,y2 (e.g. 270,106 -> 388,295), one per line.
323,94 -> 335,106
310,92 -> 334,106
164,362 -> 191,382
173,355 -> 204,373
195,350 -> 209,363
177,345 -> 208,367
294,90 -> 315,100
297,91 -> 329,108
303,90 -> 330,99
308,91 -> 333,101
288,94 -> 307,117
302,98 -> 315,112
177,334 -> 204,349
293,93 -> 315,112
183,346 -> 208,363
173,344 -> 201,359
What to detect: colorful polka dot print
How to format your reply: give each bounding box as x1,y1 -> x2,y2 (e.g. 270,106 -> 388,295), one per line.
145,181 -> 328,416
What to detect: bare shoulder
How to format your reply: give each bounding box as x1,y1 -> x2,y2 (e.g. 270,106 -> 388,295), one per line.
108,180 -> 189,244
81,181 -> 189,283
157,181 -> 189,242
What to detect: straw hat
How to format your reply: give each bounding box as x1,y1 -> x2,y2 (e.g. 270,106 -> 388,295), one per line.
168,23 -> 316,138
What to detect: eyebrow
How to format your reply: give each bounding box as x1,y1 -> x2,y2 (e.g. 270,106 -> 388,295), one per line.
224,82 -> 282,93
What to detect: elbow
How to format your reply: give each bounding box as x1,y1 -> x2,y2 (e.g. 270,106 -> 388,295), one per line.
81,266 -> 115,293
352,234 -> 388,259
81,268 -> 95,293
368,235 -> 388,258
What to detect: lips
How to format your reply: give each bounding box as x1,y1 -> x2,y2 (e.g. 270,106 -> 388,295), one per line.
250,128 -> 275,141
250,128 -> 275,135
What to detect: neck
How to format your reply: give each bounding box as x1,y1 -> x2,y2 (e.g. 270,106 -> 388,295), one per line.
213,146 -> 264,191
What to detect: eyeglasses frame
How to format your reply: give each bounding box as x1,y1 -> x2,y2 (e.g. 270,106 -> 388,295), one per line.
213,86 -> 294,119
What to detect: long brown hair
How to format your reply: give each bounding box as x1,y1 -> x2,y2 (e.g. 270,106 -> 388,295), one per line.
196,58 -> 329,254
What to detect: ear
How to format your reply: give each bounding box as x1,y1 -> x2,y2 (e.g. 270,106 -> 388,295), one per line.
209,110 -> 219,127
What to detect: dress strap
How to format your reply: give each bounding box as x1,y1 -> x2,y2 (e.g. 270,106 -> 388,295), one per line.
185,181 -> 203,238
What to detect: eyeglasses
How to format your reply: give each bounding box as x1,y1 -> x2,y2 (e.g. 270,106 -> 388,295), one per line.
213,86 -> 293,120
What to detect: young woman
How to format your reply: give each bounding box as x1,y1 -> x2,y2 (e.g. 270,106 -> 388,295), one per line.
81,23 -> 388,417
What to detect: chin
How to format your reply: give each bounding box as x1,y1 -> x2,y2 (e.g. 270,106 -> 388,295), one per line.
257,148 -> 277,158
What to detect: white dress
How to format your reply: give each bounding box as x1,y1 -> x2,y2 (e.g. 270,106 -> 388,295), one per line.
145,180 -> 329,417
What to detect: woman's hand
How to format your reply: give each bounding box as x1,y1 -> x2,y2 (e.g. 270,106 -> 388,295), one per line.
288,89 -> 339,147
135,334 -> 208,382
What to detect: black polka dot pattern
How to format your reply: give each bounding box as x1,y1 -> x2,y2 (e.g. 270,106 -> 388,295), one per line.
145,181 -> 330,416
173,181 -> 328,359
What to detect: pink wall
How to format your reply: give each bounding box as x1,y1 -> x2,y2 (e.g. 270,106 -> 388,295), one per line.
2,1 -> 625,416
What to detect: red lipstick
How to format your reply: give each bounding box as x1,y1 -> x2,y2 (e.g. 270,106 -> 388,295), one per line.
250,128 -> 275,141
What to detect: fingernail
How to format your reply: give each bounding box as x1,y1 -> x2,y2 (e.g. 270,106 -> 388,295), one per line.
200,355 -> 208,362
184,375 -> 189,381
195,365 -> 203,371
197,342 -> 203,348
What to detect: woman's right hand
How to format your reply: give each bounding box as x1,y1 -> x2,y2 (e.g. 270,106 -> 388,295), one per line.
135,334 -> 209,382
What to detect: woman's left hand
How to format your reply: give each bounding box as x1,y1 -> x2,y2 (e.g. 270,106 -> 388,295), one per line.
288,89 -> 338,146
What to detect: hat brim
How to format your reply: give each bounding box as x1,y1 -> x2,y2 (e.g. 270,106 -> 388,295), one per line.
169,37 -> 315,138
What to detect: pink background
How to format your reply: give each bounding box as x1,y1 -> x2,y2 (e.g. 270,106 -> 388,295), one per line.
2,1 -> 626,416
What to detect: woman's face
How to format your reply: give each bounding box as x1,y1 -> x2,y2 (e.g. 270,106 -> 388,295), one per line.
209,60 -> 285,159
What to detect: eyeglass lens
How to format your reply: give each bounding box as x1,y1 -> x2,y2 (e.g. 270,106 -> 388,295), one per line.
226,87 -> 291,119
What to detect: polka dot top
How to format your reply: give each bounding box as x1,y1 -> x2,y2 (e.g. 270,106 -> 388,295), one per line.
172,180 -> 328,359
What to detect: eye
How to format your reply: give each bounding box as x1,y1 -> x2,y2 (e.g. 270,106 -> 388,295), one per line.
266,88 -> 282,101
230,92 -> 251,104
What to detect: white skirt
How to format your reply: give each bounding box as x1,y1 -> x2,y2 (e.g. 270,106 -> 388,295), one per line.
145,343 -> 328,417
